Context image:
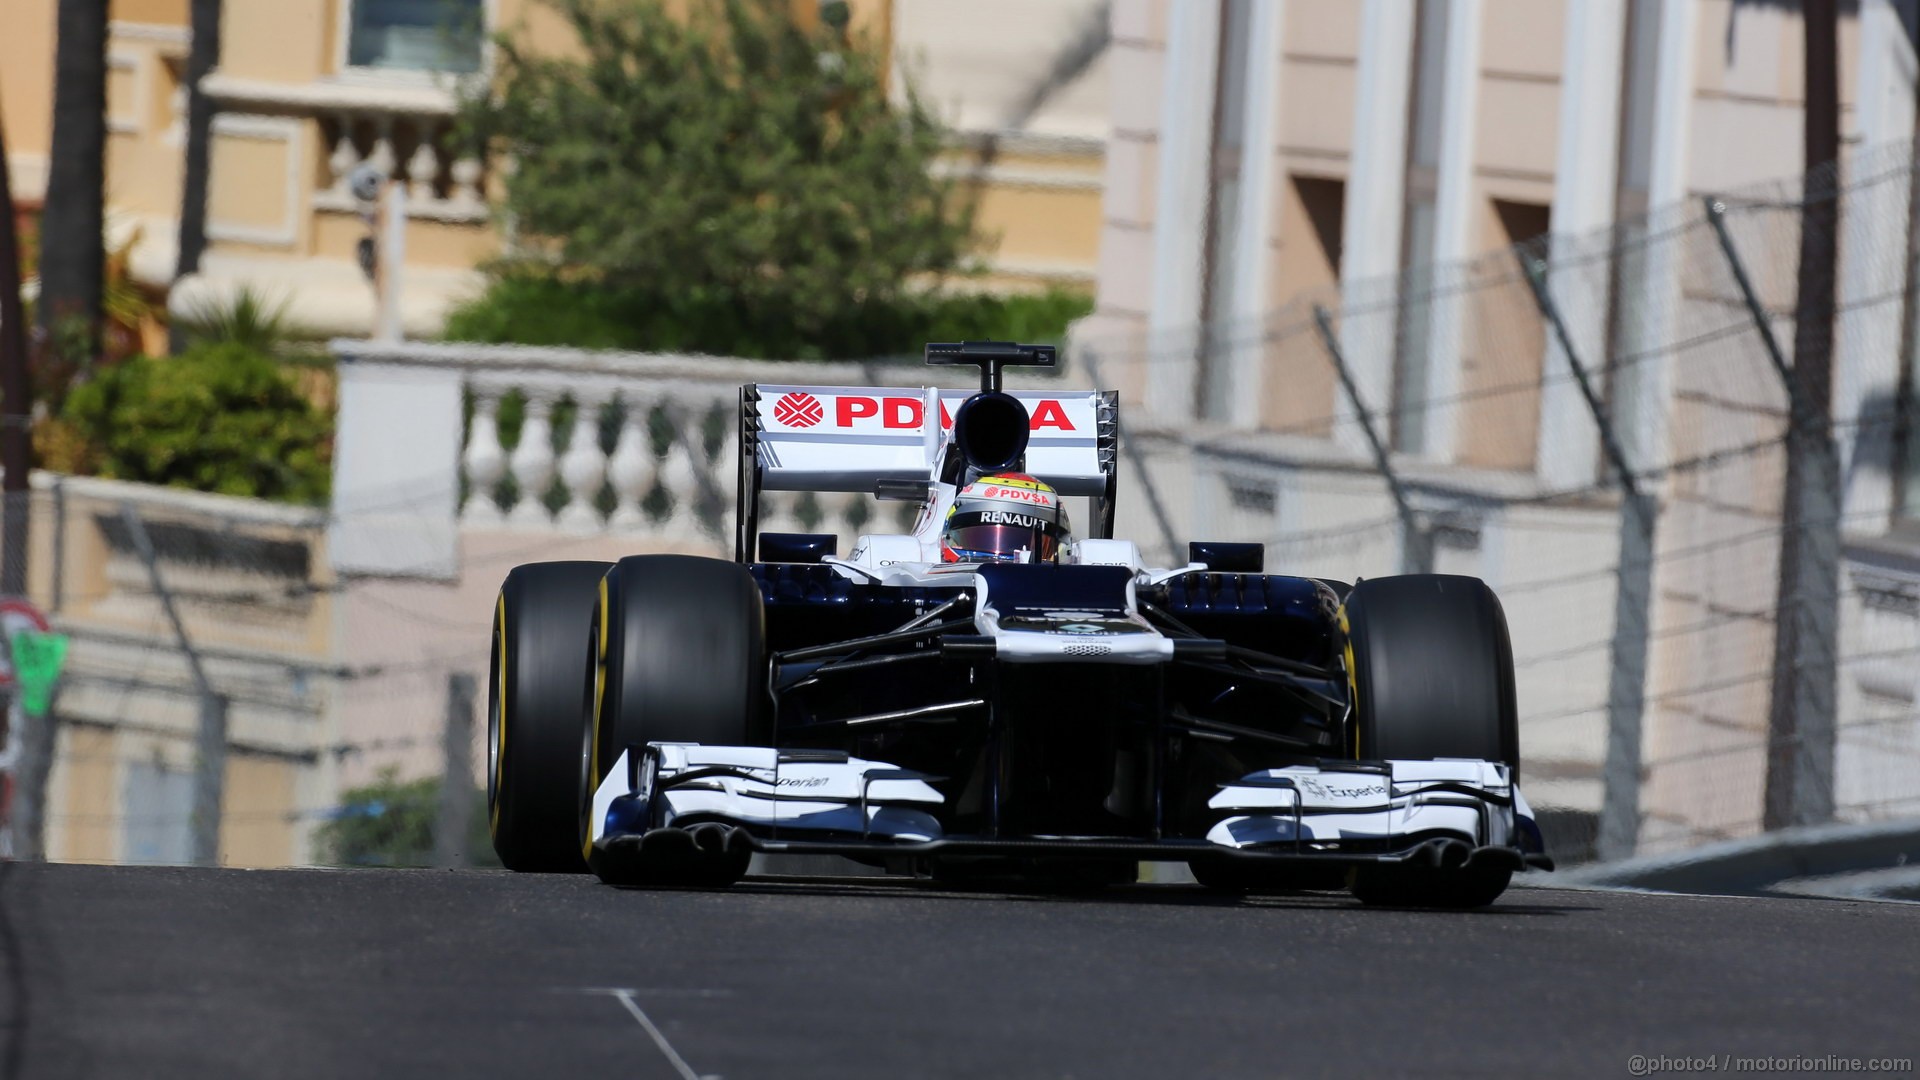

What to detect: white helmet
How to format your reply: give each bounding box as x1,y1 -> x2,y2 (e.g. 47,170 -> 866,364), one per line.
940,473 -> 1072,564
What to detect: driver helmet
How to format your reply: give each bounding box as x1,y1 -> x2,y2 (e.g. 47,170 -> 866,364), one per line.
941,473 -> 1072,564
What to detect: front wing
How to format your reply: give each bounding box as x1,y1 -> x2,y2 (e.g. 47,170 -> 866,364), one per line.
590,743 -> 1554,873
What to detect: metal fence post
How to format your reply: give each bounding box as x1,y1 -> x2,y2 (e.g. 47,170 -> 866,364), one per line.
1704,197 -> 1840,829
1309,304 -> 1432,575
1517,253 -> 1655,861
12,698 -> 55,861
435,671 -> 478,868
1598,490 -> 1656,860
191,694 -> 229,866
120,504 -> 228,866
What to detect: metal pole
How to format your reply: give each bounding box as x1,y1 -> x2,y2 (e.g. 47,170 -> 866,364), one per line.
375,180 -> 407,343
1519,256 -> 1642,499
12,695 -> 52,860
120,504 -> 226,864
1704,199 -> 1796,391
1706,192 -> 1841,830
1765,3 -> 1843,830
191,693 -> 228,866
1517,253 -> 1656,861
1598,490 -> 1656,859
1309,304 -> 1430,574
435,671 -> 477,869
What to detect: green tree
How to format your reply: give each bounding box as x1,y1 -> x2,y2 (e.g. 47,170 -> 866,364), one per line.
61,342 -> 331,503
462,0 -> 974,356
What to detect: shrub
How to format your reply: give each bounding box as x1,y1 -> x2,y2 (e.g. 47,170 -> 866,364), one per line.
443,273 -> 1093,359
62,342 -> 332,503
177,285 -> 296,355
313,768 -> 499,868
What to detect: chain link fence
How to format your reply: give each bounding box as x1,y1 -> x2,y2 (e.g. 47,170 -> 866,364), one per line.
1083,140 -> 1920,863
8,143 -> 1920,871
0,478 -> 349,866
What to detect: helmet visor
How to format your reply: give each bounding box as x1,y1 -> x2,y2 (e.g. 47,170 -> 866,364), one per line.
944,523 -> 1060,563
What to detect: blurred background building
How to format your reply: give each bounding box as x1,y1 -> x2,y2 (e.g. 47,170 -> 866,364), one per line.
1,0 -> 1111,338
5,0 -> 1920,882
1076,0 -> 1920,860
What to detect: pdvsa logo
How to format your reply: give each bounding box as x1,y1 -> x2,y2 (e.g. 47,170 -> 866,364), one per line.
773,392 -> 824,428
836,396 -> 1076,431
981,486 -> 1052,506
769,392 -> 1079,432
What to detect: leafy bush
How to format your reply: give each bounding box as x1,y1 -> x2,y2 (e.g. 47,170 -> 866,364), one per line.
314,768 -> 499,869
61,342 -> 332,503
459,0 -> 978,354
443,273 -> 1093,358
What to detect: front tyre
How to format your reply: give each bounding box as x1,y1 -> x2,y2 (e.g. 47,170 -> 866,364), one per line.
489,560 -> 611,872
1341,574 -> 1518,909
582,555 -> 769,886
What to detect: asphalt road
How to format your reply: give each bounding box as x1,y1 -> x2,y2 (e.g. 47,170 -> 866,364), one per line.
2,863 -> 1916,1080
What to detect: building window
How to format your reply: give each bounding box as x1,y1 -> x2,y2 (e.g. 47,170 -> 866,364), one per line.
123,757 -> 194,865
348,0 -> 485,74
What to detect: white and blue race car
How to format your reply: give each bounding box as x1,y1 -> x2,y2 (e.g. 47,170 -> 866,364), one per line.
487,342 -> 1551,906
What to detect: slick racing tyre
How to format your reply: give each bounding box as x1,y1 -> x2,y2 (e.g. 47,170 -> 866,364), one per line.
583,555 -> 769,886
489,560 -> 612,872
1341,574 -> 1518,909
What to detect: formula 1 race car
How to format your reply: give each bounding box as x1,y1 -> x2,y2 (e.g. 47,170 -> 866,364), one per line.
487,342 -> 1552,907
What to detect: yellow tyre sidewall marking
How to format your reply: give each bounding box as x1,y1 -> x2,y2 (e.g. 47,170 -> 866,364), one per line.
583,575 -> 610,860
1337,604 -> 1359,759
490,593 -> 507,836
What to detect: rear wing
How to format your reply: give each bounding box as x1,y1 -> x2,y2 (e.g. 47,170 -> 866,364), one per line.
735,384 -> 1119,562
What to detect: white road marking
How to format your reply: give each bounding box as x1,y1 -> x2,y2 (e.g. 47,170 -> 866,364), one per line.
571,986 -> 733,998
578,987 -> 716,1080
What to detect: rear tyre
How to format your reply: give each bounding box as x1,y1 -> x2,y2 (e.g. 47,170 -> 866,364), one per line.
583,555 -> 768,886
489,560 -> 612,872
1341,574 -> 1518,908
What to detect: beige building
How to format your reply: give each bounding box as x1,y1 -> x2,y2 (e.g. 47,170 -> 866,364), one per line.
20,475 -> 338,867
1078,0 -> 1920,853
2,0 -> 1110,340
1083,0 -> 1892,437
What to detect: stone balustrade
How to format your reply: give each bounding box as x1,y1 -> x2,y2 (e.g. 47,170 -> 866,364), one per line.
200,74 -> 488,225
315,110 -> 486,223
329,342 -> 1001,573
456,377 -> 894,545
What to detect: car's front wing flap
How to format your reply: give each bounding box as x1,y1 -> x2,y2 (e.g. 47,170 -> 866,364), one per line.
590,744 -> 1551,869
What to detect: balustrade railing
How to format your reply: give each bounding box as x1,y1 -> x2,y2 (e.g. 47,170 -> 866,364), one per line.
332,343 -> 980,559
201,75 -> 491,226
317,111 -> 486,223
462,383 -> 927,546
